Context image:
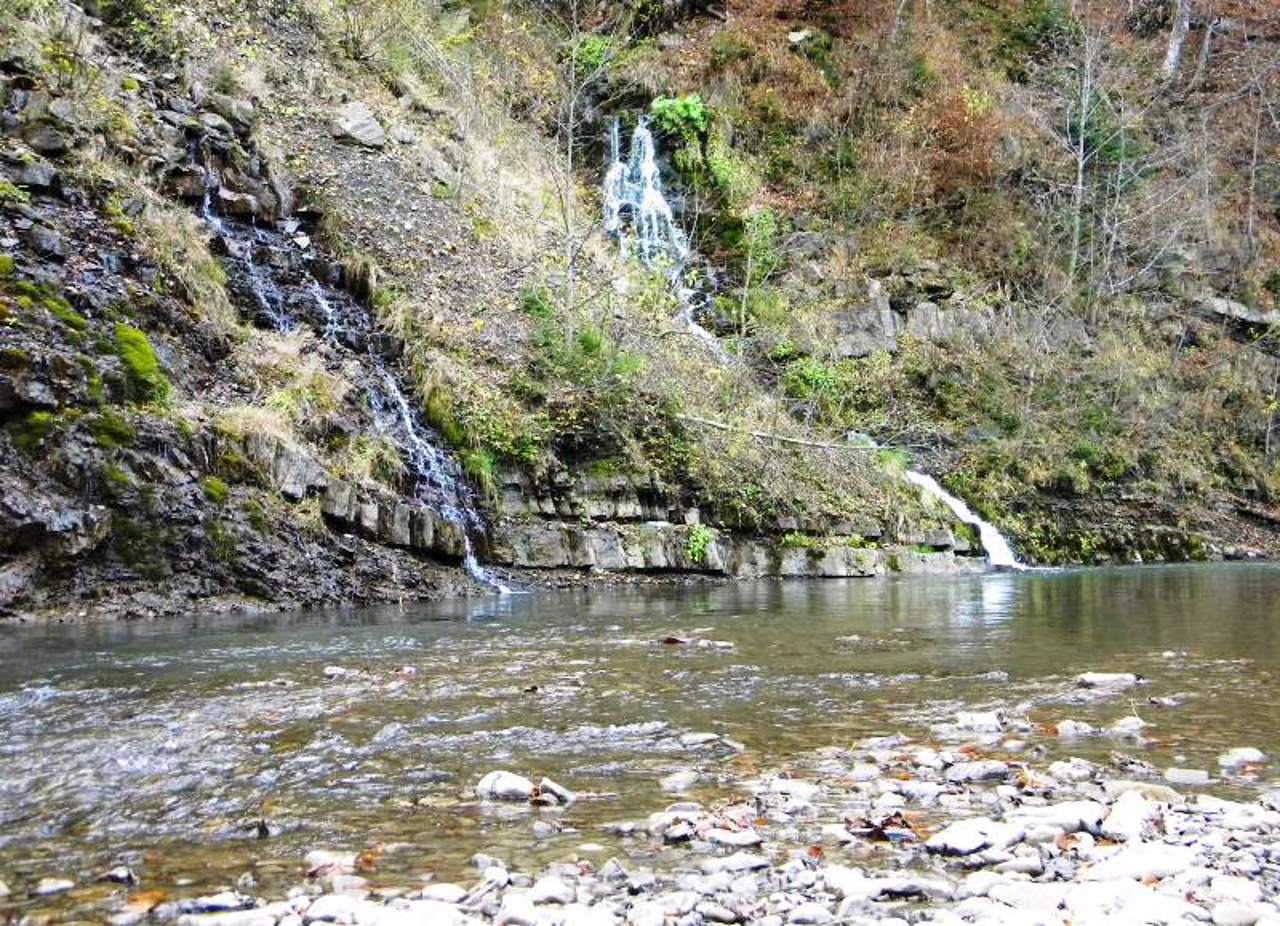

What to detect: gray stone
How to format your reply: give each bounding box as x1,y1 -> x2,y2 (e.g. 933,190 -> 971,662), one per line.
530,876 -> 574,904
1218,747 -> 1267,769
476,770 -> 534,801
33,877 -> 74,896
925,818 -> 1024,856
27,224 -> 68,260
331,102 -> 385,148
945,760 -> 1009,783
787,902 -> 832,924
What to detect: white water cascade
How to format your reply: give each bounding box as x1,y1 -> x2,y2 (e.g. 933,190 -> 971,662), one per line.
201,193 -> 510,593
603,119 -> 729,354
903,470 -> 1022,570
604,118 -> 689,268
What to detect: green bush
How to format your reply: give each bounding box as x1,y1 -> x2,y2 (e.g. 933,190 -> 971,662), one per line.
87,410 -> 136,448
12,410 -> 56,452
651,94 -> 709,144
114,324 -> 170,403
684,523 -> 714,564
566,33 -> 612,74
519,286 -> 555,319
708,29 -> 752,71
202,476 -> 229,505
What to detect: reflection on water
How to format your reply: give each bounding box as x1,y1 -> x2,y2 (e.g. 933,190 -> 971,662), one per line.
0,564 -> 1278,908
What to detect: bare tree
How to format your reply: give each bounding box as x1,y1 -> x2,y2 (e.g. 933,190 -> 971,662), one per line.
1162,0 -> 1192,79
530,1 -> 624,338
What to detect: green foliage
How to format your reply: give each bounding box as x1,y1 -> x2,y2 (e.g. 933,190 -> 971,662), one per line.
0,180 -> 31,206
519,285 -> 555,319
1004,0 -> 1079,60
708,29 -> 752,71
101,463 -> 131,492
12,410 -> 56,452
202,476 -> 229,505
243,498 -> 269,533
206,518 -> 237,563
1265,269 -> 1280,302
462,448 -> 497,497
113,324 -> 170,403
86,410 -> 136,448
684,523 -> 714,564
651,94 -> 709,144
0,255 -> 14,276
98,0 -> 185,62
566,33 -> 612,74
780,530 -> 820,549
44,292 -> 87,331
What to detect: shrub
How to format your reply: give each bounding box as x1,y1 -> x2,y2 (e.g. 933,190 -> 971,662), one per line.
651,94 -> 709,144
86,410 -> 136,448
709,29 -> 752,71
519,286 -> 555,319
12,410 -> 56,452
566,33 -> 612,74
114,324 -> 170,403
202,476 -> 229,505
684,523 -> 714,564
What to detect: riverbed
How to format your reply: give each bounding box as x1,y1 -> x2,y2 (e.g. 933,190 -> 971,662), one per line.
1,564 -> 1278,922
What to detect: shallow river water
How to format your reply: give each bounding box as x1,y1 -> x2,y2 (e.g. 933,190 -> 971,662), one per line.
1,564 -> 1278,918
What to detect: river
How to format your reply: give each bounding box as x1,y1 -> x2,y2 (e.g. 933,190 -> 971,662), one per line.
1,564 -> 1277,920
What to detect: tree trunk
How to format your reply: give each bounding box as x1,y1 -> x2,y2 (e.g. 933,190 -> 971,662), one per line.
1162,0 -> 1191,79
1188,15 -> 1216,90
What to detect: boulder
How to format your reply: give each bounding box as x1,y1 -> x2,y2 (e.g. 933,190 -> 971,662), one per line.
331,102 -> 385,148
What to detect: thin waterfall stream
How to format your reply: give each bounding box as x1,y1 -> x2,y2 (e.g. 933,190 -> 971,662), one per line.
201,193 -> 509,592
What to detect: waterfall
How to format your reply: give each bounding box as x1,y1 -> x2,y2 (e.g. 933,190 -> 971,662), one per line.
604,118 -> 689,269
604,117 -> 730,357
903,470 -> 1022,570
367,368 -> 511,593
202,194 -> 510,593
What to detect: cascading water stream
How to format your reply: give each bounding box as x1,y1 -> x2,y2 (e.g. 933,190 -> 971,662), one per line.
903,470 -> 1022,570
201,194 -> 510,592
604,119 -> 727,355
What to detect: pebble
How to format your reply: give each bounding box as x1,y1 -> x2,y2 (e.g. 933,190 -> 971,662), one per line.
1076,672 -> 1140,689
660,770 -> 699,793
476,771 -> 536,801
1165,767 -> 1211,785
926,817 -> 1024,856
1219,748 -> 1267,768
1057,719 -> 1095,737
787,901 -> 833,924
1213,902 -> 1264,926
530,876 -> 575,905
945,760 -> 1009,783
421,883 -> 470,903
1099,789 -> 1158,842
34,877 -> 74,896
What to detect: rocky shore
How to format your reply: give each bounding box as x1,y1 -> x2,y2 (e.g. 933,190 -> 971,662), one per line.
20,672 -> 1277,926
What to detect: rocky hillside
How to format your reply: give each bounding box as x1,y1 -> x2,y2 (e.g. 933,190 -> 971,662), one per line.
1,0 -> 1278,618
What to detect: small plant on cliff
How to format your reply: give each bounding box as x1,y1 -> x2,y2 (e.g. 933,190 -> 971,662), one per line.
114,324 -> 170,403
684,524 -> 714,564
202,477 -> 229,505
651,94 -> 709,144
12,410 -> 57,452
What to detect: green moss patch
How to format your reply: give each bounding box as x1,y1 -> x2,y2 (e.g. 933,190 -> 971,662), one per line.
113,323 -> 170,403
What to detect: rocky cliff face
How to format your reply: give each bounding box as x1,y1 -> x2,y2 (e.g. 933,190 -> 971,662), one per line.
2,0 -> 1276,619
0,1 -> 989,620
